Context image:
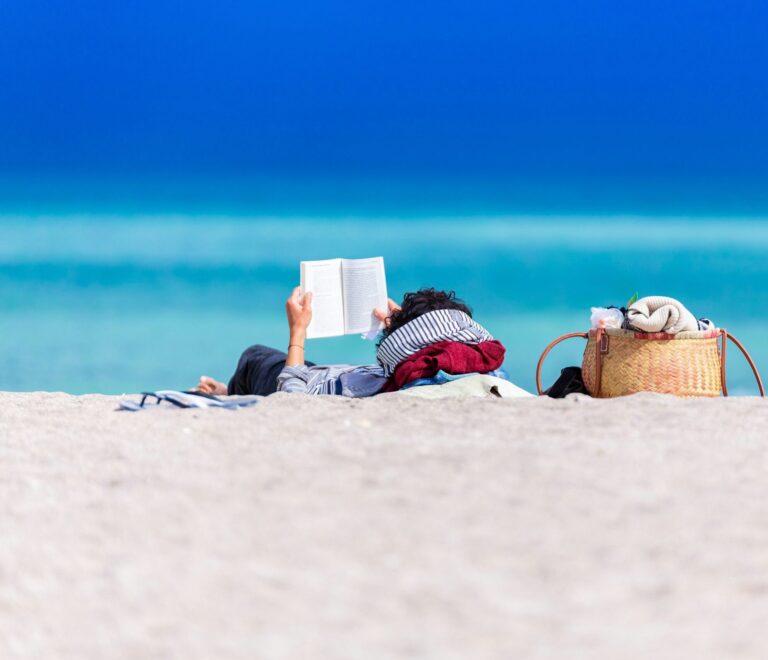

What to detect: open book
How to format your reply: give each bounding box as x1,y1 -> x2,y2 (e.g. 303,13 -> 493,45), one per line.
300,257 -> 388,339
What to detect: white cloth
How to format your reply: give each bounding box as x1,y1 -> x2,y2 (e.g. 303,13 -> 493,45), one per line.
590,307 -> 625,329
626,296 -> 699,334
396,375 -> 532,399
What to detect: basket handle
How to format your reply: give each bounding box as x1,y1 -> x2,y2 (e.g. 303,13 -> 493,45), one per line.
536,332 -> 589,395
720,330 -> 765,397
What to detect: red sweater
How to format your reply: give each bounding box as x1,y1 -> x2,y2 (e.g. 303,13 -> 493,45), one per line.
383,340 -> 506,392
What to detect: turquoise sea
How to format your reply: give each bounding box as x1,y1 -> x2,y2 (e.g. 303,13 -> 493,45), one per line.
1,177 -> 767,395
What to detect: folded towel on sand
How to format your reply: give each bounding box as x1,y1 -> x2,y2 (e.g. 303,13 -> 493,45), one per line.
397,374 -> 532,399
382,339 -> 506,392
400,368 -> 509,390
626,296 -> 699,334
119,390 -> 260,411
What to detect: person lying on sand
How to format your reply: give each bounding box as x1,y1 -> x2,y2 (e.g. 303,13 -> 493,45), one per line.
196,287 -> 505,397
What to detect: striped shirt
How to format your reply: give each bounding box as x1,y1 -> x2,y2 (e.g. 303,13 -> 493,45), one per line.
375,309 -> 494,376
277,364 -> 384,395
276,309 -> 495,395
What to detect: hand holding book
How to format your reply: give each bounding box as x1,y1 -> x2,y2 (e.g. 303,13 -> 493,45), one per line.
373,298 -> 402,330
300,257 -> 390,339
285,286 -> 314,366
283,271 -> 398,366
286,286 -> 313,333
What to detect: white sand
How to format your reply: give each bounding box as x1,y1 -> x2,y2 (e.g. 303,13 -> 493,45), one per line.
1,391 -> 768,659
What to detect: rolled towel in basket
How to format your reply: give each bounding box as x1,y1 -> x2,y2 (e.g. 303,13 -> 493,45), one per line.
626,296 -> 699,334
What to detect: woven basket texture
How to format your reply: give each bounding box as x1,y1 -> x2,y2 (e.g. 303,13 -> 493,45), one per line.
582,330 -> 722,398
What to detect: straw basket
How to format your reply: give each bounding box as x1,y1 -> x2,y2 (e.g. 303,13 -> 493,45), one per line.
536,327 -> 764,398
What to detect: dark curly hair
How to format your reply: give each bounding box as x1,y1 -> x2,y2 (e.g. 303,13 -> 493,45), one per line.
380,288 -> 472,340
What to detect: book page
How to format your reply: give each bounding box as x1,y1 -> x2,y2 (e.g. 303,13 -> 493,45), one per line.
301,259 -> 344,338
341,257 -> 388,335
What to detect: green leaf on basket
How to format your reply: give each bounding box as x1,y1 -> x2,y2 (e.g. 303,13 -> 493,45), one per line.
627,292 -> 638,307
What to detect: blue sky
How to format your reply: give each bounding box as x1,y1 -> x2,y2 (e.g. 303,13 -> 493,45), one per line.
1,1 -> 766,185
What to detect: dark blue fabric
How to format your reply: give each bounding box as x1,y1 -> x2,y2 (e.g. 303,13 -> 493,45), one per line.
339,368 -> 387,397
227,344 -> 315,396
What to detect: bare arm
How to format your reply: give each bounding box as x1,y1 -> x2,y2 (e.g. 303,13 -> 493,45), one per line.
285,287 -> 313,366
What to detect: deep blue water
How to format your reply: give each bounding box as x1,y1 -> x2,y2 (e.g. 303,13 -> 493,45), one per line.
3,2 -> 767,395
3,2 -> 768,178
1,206 -> 767,394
